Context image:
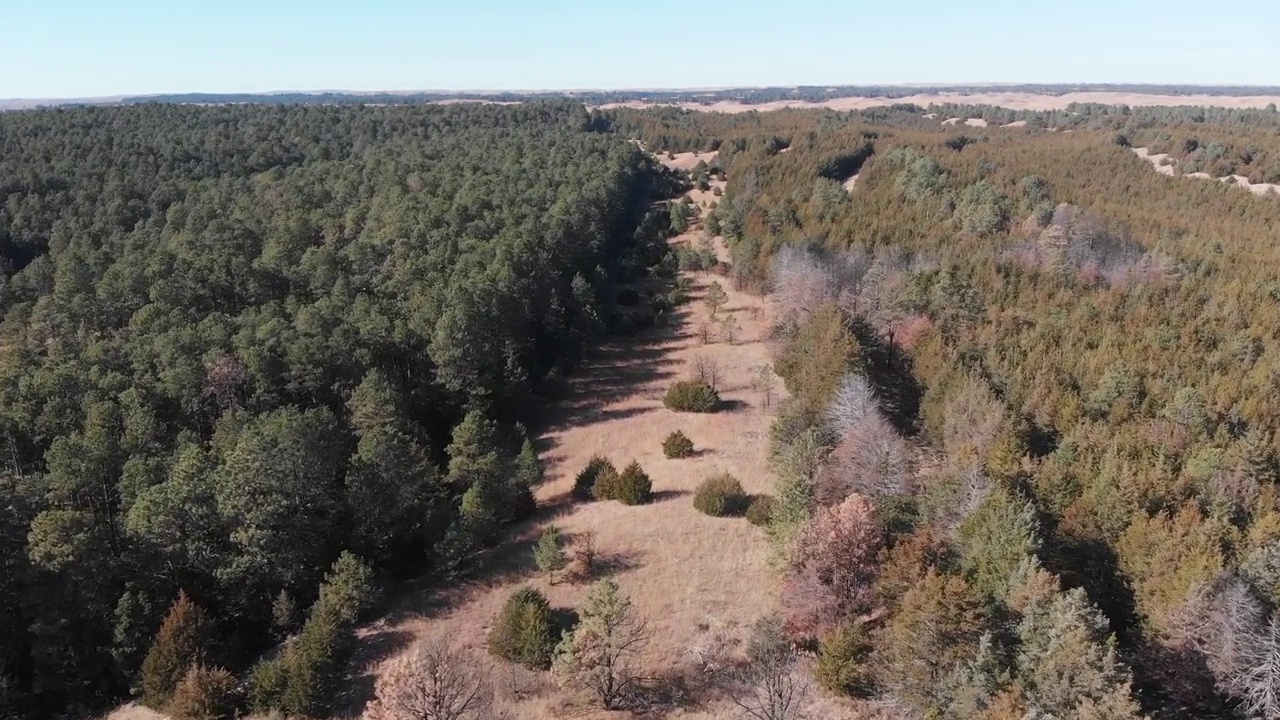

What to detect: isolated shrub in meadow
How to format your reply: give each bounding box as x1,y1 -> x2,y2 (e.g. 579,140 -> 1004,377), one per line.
612,461 -> 653,506
746,495 -> 778,526
663,430 -> 695,458
694,473 -> 749,517
574,455 -> 617,500
488,586 -> 556,670
664,379 -> 721,413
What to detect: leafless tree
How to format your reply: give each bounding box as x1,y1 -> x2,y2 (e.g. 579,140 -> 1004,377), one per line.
693,355 -> 723,391
819,414 -> 911,505
699,322 -> 714,345
825,373 -> 881,441
752,364 -> 778,408
730,647 -> 811,720
1236,613 -> 1280,718
368,639 -> 508,720
772,246 -> 837,330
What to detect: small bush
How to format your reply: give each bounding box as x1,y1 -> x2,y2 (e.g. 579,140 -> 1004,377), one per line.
574,456 -> 617,500
664,380 -> 721,413
168,665 -> 238,720
815,621 -> 873,697
693,474 -> 749,517
488,587 -> 556,670
614,461 -> 653,505
662,430 -> 695,458
591,464 -> 621,501
746,495 -> 777,526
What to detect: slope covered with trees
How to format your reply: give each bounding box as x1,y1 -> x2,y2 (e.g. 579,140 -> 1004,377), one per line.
0,101 -> 680,717
609,104 -> 1280,717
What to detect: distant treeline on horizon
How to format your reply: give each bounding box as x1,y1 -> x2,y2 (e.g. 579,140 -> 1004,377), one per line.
28,83 -> 1280,109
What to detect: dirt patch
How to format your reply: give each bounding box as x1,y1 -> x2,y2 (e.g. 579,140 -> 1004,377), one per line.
963,118 -> 988,127
1003,120 -> 1028,128
842,175 -> 860,193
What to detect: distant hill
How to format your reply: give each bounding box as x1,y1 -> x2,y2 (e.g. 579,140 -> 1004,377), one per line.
5,83 -> 1280,111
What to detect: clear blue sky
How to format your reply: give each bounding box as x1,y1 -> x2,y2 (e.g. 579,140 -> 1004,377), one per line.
2,0 -> 1276,98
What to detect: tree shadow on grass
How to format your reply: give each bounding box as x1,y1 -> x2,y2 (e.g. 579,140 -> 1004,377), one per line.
332,626 -> 415,717
650,489 -> 691,503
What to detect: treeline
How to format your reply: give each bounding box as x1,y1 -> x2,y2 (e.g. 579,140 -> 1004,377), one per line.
623,104 -> 1280,716
0,101 -> 682,716
38,84 -> 1280,110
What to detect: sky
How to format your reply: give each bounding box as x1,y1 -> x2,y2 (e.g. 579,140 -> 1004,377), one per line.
1,0 -> 1277,98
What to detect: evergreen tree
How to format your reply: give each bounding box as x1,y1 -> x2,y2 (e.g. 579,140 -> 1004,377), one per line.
553,579 -> 650,709
140,592 -> 211,709
534,525 -> 568,585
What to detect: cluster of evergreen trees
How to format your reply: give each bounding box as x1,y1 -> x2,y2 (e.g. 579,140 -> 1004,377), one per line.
0,101 -> 679,716
617,102 -> 1280,716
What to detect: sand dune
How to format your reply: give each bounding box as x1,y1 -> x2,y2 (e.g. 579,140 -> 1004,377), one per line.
1133,147 -> 1280,195
599,91 -> 1280,114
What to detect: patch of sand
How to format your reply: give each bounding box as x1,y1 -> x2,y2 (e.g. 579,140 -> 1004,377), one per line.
842,175 -> 860,193
1132,147 -> 1176,175
598,91 -> 1280,113
1003,120 -> 1028,128
963,118 -> 988,127
922,112 -> 938,119
1132,148 -> 1280,196
941,117 -> 961,126
656,150 -> 719,172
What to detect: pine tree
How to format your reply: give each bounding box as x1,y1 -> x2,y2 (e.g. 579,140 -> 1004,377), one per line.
553,579 -> 651,709
704,281 -> 729,319
534,525 -> 568,585
140,591 -> 210,709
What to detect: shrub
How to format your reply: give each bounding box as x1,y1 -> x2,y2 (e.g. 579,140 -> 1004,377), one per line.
488,587 -> 556,669
614,461 -> 653,505
168,665 -> 238,720
246,659 -> 286,714
591,464 -> 621,501
616,287 -> 640,307
534,525 -> 568,585
815,621 -> 873,697
574,455 -> 617,500
662,430 -> 695,458
746,495 -> 777,526
664,380 -> 721,413
694,474 -> 749,517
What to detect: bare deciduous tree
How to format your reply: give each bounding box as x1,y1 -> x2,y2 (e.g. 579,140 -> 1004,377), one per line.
772,246 -> 837,330
693,355 -> 723,391
368,639 -> 508,720
730,642 -> 811,720
825,373 -> 880,441
752,364 -> 778,408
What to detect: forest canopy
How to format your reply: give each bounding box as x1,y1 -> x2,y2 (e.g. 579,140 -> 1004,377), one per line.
0,101 -> 679,715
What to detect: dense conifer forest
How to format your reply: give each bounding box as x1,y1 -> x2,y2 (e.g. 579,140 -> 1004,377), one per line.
0,101 -> 681,716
